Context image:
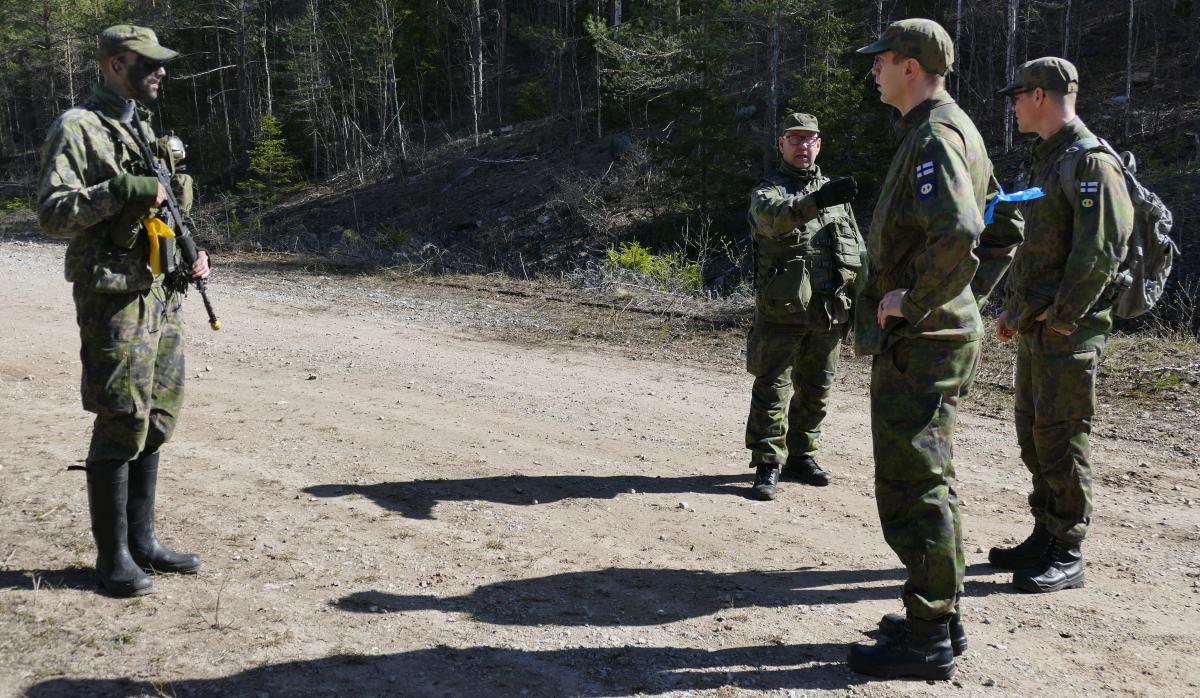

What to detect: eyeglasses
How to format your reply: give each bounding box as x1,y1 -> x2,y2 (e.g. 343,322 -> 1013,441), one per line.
137,56 -> 165,72
783,134 -> 820,146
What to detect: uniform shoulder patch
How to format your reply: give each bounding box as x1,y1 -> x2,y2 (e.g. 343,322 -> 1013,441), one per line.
1079,181 -> 1100,208
916,160 -> 937,200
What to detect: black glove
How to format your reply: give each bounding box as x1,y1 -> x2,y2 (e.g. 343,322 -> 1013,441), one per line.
812,176 -> 857,209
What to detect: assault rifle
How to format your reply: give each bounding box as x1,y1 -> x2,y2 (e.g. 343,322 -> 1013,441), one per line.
124,122 -> 220,331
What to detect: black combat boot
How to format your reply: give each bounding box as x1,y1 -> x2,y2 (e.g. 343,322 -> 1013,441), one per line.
1012,538 -> 1084,593
750,463 -> 782,501
879,601 -> 967,656
86,461 -> 153,597
848,614 -> 956,680
783,455 -> 832,487
127,451 -> 201,575
988,521 -> 1051,569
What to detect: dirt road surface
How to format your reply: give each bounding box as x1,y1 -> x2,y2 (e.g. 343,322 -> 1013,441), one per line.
2,239 -> 1198,697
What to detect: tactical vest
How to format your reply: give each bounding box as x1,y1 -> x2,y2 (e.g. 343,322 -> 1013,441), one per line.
753,171 -> 863,323
65,105 -> 173,292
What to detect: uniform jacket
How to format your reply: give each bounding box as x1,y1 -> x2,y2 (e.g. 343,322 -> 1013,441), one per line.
749,163 -> 864,325
38,82 -> 179,292
856,90 -> 1023,354
1003,117 -> 1133,338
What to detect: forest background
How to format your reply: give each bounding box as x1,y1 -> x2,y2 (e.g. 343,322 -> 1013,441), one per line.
1,0 -> 1198,331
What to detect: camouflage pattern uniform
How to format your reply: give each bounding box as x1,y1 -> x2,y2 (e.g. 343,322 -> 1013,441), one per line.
746,158 -> 863,468
38,81 -> 189,465
1001,62 -> 1133,546
854,88 -> 1023,620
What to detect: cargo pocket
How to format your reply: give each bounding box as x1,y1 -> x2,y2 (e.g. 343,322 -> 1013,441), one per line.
762,259 -> 812,308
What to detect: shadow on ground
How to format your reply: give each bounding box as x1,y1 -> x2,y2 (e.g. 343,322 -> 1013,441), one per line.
304,473 -> 750,519
26,642 -> 878,697
0,568 -> 95,592
333,566 -> 909,625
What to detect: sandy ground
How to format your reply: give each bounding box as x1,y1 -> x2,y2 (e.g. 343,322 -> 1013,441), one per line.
1,239 -> 1198,698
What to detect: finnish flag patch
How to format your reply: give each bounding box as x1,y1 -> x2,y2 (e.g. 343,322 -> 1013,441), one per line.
916,161 -> 935,178
1080,181 -> 1100,193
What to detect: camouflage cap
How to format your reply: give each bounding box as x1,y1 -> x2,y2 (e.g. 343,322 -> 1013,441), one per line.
997,57 -> 1078,95
780,113 -> 819,133
97,25 -> 179,62
855,18 -> 954,75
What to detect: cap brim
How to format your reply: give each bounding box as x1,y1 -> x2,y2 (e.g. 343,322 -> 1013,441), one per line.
855,38 -> 893,56
782,126 -> 819,133
130,41 -> 179,62
995,81 -> 1023,96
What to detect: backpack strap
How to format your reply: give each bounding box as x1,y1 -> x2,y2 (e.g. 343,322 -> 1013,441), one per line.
1055,136 -> 1105,201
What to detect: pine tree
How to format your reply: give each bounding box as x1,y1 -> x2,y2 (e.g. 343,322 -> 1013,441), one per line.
238,114 -> 305,206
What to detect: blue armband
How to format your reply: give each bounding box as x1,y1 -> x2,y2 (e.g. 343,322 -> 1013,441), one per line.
984,185 -> 1044,224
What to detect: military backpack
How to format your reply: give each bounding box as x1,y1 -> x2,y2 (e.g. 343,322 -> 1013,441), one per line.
1057,137 -> 1179,319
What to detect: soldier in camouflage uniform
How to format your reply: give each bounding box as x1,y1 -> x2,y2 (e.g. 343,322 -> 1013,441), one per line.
38,25 -> 209,597
991,58 -> 1133,593
848,19 -> 1024,679
744,113 -> 863,501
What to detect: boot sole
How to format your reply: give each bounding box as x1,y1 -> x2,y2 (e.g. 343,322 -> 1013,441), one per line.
1013,573 -> 1085,594
138,563 -> 202,575
100,581 -> 153,597
749,489 -> 777,501
847,656 -> 955,681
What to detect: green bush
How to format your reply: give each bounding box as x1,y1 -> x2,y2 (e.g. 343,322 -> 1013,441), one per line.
2,197 -> 31,211
605,240 -> 703,292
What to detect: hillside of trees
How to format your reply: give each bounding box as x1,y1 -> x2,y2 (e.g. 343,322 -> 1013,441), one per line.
2,1 -> 1197,324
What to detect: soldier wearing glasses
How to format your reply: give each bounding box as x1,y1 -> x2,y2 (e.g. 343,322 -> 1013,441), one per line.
743,113 -> 863,501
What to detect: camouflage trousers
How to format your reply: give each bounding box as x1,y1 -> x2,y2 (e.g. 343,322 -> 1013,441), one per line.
744,318 -> 843,466
73,283 -> 186,466
1015,326 -> 1103,544
871,337 -> 979,621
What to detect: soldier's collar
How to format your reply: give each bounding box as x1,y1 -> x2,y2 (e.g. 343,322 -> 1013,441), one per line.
777,161 -> 820,181
1034,117 -> 1088,161
894,89 -> 955,139
89,82 -> 138,123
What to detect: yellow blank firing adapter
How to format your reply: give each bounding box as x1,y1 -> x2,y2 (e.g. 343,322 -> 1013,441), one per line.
144,216 -> 175,276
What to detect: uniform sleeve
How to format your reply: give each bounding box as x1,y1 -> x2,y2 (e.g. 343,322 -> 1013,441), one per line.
749,183 -> 820,238
37,117 -> 123,239
972,174 -> 1024,309
899,125 -> 983,325
1044,153 -> 1134,333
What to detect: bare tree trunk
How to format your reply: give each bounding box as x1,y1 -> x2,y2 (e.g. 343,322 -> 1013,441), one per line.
235,0 -> 253,153
1004,0 -> 1018,153
496,0 -> 507,123
875,0 -> 883,34
261,33 -> 273,116
1062,0 -> 1072,58
1125,0 -> 1135,139
594,0 -> 602,139
472,0 -> 483,145
764,3 -> 780,177
954,0 -> 962,98
216,31 -> 234,172
612,0 -> 621,27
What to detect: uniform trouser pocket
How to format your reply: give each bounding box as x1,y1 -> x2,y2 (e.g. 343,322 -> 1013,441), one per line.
870,338 -> 977,620
745,319 -> 841,465
1014,329 -> 1099,543
75,286 -> 185,463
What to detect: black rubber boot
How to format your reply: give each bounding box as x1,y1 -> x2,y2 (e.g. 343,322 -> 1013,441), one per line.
783,455 -> 832,487
988,521 -> 1051,570
86,461 -> 153,597
879,602 -> 967,656
128,451 -> 201,575
750,464 -> 782,501
1013,538 -> 1084,593
848,615 -> 956,680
